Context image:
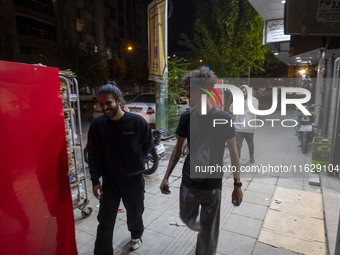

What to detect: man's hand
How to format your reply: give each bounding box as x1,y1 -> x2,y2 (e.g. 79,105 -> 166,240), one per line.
93,184 -> 103,200
160,178 -> 171,194
232,187 -> 243,206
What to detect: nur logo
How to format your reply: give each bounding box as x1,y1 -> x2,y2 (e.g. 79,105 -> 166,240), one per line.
201,84 -> 312,116
199,85 -> 222,114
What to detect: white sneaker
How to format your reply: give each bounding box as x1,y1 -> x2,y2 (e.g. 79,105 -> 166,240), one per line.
129,238 -> 142,251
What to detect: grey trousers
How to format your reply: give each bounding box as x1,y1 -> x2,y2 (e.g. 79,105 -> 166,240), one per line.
236,131 -> 254,159
180,184 -> 221,255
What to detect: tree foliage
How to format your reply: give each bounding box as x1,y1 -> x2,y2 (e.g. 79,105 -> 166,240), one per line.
180,0 -> 268,78
168,57 -> 191,103
167,57 -> 192,131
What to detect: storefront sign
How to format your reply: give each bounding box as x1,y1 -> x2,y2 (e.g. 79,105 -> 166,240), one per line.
265,19 -> 291,44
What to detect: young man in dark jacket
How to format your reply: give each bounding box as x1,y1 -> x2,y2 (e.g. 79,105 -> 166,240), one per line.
87,83 -> 153,255
160,67 -> 243,255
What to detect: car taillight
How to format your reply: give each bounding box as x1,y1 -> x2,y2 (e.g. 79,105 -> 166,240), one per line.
146,107 -> 155,115
93,105 -> 97,109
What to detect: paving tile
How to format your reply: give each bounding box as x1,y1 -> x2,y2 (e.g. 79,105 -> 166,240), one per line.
144,194 -> 177,213
246,181 -> 276,195
169,177 -> 182,188
270,187 -> 323,218
77,236 -> 95,255
160,228 -> 196,255
259,187 -> 326,255
143,208 -> 162,228
251,176 -> 278,185
232,201 -> 268,220
75,229 -> 95,250
75,211 -> 98,236
144,180 -> 162,195
166,198 -> 180,217
263,209 -> 325,242
217,230 -> 256,255
221,213 -> 263,238
147,213 -> 186,238
242,190 -> 272,206
133,229 -> 173,255
166,186 -> 180,200
258,229 -> 326,255
253,241 -> 300,255
277,177 -> 304,190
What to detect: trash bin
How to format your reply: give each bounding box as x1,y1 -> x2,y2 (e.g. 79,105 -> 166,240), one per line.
312,137 -> 331,172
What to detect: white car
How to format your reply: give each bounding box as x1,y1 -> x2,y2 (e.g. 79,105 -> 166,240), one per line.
124,94 -> 156,125
125,94 -> 189,126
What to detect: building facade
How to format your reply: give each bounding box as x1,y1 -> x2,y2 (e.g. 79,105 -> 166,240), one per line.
0,0 -> 148,82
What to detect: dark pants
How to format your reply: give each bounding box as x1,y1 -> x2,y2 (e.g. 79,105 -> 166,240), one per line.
180,184 -> 221,255
94,175 -> 145,255
236,132 -> 254,159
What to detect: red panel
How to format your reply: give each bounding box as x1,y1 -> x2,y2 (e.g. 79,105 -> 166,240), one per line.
0,61 -> 77,255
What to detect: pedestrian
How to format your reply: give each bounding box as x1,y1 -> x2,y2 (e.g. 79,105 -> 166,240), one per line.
160,67 -> 243,255
229,84 -> 259,164
87,83 -> 153,255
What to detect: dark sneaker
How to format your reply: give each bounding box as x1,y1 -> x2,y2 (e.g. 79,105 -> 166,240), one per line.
129,238 -> 142,251
250,155 -> 255,164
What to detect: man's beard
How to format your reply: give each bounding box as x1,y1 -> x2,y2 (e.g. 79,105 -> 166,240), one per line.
103,104 -> 119,119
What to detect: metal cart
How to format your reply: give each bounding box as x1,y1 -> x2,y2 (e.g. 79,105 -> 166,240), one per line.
60,71 -> 92,218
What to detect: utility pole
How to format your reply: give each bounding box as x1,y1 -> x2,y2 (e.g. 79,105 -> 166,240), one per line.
148,0 -> 168,131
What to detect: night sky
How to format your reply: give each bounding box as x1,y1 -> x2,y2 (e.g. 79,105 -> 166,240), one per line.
168,0 -> 195,53
145,0 -> 195,53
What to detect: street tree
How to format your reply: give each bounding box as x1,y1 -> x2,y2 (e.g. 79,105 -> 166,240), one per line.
180,0 -> 268,78
168,57 -> 192,130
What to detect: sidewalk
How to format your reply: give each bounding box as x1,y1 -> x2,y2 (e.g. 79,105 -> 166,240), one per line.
74,111 -> 338,255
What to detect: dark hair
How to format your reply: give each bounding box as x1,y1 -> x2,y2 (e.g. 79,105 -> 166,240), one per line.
98,83 -> 122,101
182,66 -> 217,89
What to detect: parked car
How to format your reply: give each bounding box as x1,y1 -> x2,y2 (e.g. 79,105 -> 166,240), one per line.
124,93 -> 156,125
125,93 -> 189,126
123,94 -> 138,104
79,86 -> 97,102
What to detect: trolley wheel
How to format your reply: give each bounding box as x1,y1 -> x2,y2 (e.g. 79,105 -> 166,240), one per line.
81,207 -> 93,218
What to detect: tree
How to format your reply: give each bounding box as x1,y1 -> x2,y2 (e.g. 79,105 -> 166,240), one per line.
180,0 -> 269,78
167,57 -> 192,131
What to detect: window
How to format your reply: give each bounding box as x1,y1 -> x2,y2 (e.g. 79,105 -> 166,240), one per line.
133,94 -> 155,103
16,16 -> 57,41
76,19 -> 84,32
14,0 -> 54,16
106,47 -> 112,60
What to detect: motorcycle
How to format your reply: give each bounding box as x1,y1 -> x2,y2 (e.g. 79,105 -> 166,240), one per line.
144,128 -> 166,175
296,106 -> 315,153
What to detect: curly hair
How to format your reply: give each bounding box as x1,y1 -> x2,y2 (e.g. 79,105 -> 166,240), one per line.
181,66 -> 217,89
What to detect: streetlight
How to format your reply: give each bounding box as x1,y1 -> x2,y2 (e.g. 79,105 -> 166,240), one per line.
127,46 -> 133,51
299,69 -> 307,75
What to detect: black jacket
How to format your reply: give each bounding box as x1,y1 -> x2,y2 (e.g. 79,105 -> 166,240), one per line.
87,112 -> 153,185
